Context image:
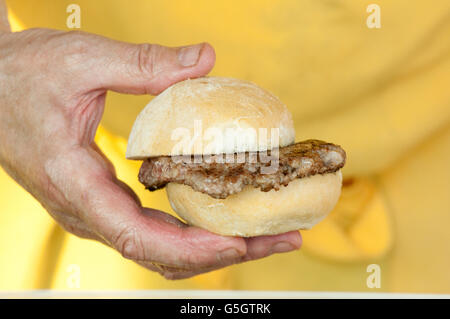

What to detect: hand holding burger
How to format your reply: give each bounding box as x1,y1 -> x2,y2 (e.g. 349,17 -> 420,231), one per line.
0,27 -> 303,279
127,77 -> 346,236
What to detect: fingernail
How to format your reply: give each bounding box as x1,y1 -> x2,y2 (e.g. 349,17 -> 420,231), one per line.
270,242 -> 296,254
217,248 -> 240,262
178,44 -> 203,67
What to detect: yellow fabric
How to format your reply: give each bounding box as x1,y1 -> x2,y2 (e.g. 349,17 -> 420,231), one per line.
302,177 -> 393,262
1,0 -> 449,292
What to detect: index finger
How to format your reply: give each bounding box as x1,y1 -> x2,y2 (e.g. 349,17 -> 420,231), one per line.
54,146 -> 249,270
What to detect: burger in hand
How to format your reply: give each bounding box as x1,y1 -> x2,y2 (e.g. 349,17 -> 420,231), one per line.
126,77 -> 346,237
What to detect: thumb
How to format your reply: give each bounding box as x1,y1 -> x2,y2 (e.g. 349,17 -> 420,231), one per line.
82,35 -> 215,95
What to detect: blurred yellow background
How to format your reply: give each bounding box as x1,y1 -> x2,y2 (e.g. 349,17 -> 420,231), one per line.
0,0 -> 449,293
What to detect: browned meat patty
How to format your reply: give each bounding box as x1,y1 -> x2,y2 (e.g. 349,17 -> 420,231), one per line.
138,140 -> 346,199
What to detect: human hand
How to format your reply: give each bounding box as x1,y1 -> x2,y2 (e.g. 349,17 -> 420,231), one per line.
0,28 -> 302,279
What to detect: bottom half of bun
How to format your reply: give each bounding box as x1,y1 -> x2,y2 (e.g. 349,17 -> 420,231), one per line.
166,170 -> 342,237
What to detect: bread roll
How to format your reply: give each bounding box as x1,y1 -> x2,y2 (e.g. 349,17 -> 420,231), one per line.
126,77 -> 343,236
166,171 -> 342,237
126,77 -> 295,159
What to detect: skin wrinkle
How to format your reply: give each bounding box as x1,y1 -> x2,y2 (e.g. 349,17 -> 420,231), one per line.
73,91 -> 106,145
0,19 -> 302,279
137,43 -> 161,81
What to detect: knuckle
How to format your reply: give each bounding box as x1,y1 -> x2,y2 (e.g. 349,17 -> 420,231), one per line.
57,218 -> 79,234
158,266 -> 187,281
112,225 -> 146,261
178,249 -> 202,269
36,30 -> 93,72
147,262 -> 188,280
62,31 -> 91,60
59,220 -> 89,239
47,209 -> 94,240
136,43 -> 158,78
178,233 -> 212,269
64,30 -> 90,50
162,271 -> 177,280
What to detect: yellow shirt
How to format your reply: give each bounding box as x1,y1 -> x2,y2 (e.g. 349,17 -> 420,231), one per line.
1,0 -> 449,293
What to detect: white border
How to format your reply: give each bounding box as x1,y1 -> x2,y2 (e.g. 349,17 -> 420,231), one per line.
1,290 -> 449,299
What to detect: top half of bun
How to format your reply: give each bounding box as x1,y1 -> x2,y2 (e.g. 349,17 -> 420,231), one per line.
126,77 -> 295,159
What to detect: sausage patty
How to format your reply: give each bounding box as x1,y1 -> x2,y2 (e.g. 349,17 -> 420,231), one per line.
138,139 -> 346,199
